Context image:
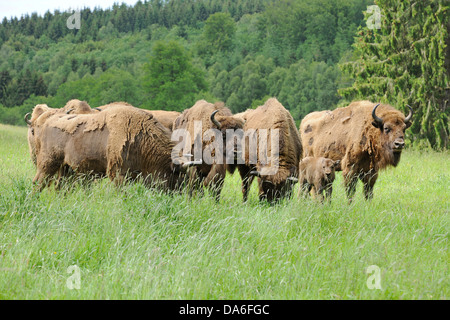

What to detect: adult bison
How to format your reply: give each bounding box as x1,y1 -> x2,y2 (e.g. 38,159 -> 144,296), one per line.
172,100 -> 244,201
147,110 -> 180,131
237,98 -> 302,203
96,102 -> 180,131
300,100 -> 413,201
24,99 -> 100,165
32,103 -> 185,192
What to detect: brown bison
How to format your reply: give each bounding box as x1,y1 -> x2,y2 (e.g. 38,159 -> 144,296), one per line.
300,100 -> 413,200
96,102 -> 180,131
32,103 -> 185,191
147,110 -> 180,131
297,156 -> 340,201
237,98 -> 302,203
172,100 -> 245,201
24,99 -> 100,165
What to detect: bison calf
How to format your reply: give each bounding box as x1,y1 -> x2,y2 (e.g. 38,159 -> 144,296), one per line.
297,157 -> 340,201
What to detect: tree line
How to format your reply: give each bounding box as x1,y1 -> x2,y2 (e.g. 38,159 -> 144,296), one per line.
0,0 -> 447,149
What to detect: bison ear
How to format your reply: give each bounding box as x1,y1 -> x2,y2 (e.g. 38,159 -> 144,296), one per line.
34,104 -> 49,118
371,121 -> 382,129
405,120 -> 412,129
334,160 -> 341,169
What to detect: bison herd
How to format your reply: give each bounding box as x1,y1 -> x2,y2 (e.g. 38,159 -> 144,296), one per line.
24,97 -> 413,203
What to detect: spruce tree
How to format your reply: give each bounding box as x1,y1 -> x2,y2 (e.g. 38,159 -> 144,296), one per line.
339,0 -> 449,149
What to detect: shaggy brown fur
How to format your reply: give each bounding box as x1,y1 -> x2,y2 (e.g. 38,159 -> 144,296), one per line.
146,110 -> 180,131
96,103 -> 180,131
234,109 -> 254,122
172,100 -> 245,201
299,100 -> 412,200
26,100 -> 99,165
297,156 -> 340,201
238,98 -> 303,202
32,103 -> 184,192
61,99 -> 98,114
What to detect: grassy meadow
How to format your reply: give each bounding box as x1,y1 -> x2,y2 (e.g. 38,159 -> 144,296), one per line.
0,123 -> 448,299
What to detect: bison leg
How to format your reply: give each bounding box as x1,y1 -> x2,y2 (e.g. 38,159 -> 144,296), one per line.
298,181 -> 312,198
33,169 -> 57,192
33,156 -> 62,191
313,183 -> 326,202
111,172 -> 126,186
238,165 -> 253,202
204,164 -> 226,202
361,170 -> 378,200
324,183 -> 333,201
184,167 -> 204,198
342,160 -> 359,202
55,164 -> 74,190
32,170 -> 47,192
343,173 -> 358,202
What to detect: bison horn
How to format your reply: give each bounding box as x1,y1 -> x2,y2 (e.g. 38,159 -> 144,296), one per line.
405,105 -> 413,123
95,107 -> 102,111
249,171 -> 261,177
66,108 -> 74,114
210,110 -> 221,129
24,113 -> 31,125
371,103 -> 383,127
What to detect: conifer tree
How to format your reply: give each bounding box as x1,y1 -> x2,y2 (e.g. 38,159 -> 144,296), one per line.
339,0 -> 449,149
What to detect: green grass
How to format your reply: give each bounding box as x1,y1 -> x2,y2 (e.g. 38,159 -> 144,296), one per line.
0,123 -> 448,299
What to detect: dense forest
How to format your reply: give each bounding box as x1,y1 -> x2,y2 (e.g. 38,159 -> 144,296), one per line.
0,0 -> 448,149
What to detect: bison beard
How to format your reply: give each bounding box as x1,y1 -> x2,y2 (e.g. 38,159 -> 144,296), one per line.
32,103 -> 184,192
300,100 -> 413,201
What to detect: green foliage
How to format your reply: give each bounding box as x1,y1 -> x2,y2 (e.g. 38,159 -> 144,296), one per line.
201,12 -> 236,53
339,0 -> 449,149
142,40 -> 207,111
210,55 -> 341,117
277,60 -> 342,120
0,68 -> 47,107
0,95 -> 50,125
50,68 -> 145,108
260,0 -> 373,66
211,55 -> 273,113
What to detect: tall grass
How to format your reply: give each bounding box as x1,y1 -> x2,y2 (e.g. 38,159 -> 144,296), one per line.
0,124 -> 448,299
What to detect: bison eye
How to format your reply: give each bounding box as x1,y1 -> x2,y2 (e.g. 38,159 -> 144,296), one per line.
384,127 -> 391,133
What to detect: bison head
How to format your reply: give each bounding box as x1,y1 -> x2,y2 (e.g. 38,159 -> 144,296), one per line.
321,158 -> 340,182
371,103 -> 413,166
25,104 -> 56,166
210,109 -> 244,132
250,165 -> 298,203
210,109 -> 245,165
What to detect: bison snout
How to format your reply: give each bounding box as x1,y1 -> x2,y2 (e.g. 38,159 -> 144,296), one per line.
393,139 -> 405,151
